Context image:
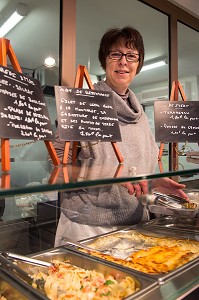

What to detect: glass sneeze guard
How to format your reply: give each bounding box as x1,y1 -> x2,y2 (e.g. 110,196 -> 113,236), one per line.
0,159 -> 198,197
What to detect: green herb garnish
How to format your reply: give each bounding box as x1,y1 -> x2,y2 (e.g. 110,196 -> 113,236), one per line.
104,280 -> 114,286
101,291 -> 111,296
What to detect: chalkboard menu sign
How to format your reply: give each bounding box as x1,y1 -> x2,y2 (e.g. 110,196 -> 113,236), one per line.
54,86 -> 122,141
0,65 -> 54,140
154,100 -> 199,142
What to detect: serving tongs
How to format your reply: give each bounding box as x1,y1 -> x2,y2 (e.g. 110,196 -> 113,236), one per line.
1,252 -> 52,268
62,237 -> 103,253
0,254 -> 50,300
153,191 -> 186,208
0,253 -> 33,285
139,191 -> 189,209
62,237 -> 140,259
152,191 -> 190,209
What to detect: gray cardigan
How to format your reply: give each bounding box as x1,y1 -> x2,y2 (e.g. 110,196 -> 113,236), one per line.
54,81 -> 159,226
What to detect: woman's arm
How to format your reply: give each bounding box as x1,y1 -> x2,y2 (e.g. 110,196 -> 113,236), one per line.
122,177 -> 188,200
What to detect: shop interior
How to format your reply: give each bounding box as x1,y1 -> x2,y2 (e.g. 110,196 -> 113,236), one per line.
0,1 -> 199,299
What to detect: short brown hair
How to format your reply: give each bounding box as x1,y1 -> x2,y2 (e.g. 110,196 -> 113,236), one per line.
98,26 -> 145,74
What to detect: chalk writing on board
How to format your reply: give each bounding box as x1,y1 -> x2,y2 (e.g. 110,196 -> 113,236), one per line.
0,65 -> 54,140
154,100 -> 199,142
54,86 -> 122,141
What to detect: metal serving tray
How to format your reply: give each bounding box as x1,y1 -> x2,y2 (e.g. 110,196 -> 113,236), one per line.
136,216 -> 199,241
66,227 -> 199,285
138,216 -> 199,231
149,192 -> 198,218
148,204 -> 198,218
15,247 -> 159,300
65,246 -> 199,300
0,267 -> 47,300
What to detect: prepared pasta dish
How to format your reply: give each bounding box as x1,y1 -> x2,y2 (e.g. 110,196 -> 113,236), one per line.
31,259 -> 139,300
79,230 -> 199,275
84,245 -> 197,275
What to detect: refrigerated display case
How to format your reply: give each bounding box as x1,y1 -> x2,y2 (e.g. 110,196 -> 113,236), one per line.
0,158 -> 198,299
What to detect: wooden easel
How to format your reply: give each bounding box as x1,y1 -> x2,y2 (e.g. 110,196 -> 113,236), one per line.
158,80 -> 186,172
62,65 -> 124,164
0,38 -> 60,173
48,160 -> 124,185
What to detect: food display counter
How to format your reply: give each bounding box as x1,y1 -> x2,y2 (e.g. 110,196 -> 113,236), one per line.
0,239 -> 198,299
0,266 -> 47,299
65,220 -> 199,298
0,159 -> 199,299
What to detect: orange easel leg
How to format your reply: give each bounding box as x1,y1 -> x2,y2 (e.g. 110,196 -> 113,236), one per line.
1,139 -> 10,172
44,141 -> 60,166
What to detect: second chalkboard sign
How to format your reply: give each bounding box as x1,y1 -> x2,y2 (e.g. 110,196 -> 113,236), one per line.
54,86 -> 122,142
154,100 -> 199,142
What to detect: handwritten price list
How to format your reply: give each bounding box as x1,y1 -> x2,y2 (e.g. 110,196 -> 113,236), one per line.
54,86 -> 121,142
0,66 -> 54,140
154,100 -> 199,142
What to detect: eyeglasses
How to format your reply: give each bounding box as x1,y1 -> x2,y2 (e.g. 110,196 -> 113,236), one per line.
108,51 -> 139,62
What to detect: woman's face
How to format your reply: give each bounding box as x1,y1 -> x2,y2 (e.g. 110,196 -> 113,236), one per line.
105,44 -> 139,94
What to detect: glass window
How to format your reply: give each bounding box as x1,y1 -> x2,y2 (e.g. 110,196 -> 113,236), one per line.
177,22 -> 199,177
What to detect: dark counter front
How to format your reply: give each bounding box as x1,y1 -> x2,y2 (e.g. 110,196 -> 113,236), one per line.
0,199 -> 60,254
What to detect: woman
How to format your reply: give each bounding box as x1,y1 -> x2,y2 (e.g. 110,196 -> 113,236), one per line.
53,26 -> 187,245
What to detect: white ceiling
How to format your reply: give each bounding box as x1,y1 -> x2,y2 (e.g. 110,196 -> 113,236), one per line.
0,0 -> 198,89
168,0 -> 199,18
0,0 -> 60,70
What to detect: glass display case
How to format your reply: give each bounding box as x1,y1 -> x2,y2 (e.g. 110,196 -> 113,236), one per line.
0,158 -> 199,299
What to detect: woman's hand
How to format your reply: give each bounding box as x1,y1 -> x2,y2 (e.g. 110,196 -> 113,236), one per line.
122,180 -> 148,197
152,177 -> 189,200
122,177 -> 188,201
